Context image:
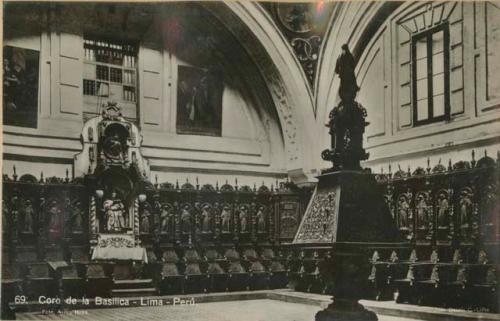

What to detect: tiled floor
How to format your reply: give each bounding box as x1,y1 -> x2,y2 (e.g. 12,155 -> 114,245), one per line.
16,299 -> 423,321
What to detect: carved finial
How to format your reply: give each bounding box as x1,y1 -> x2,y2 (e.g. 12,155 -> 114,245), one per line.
271,184 -> 274,192
186,177 -> 189,183
65,168 -> 70,183
155,175 -> 158,188
216,181 -> 219,191
448,159 -> 452,171
430,249 -> 439,263
176,180 -> 179,189
12,165 -> 17,181
40,171 -> 44,183
429,265 -> 439,283
453,249 -> 463,264
456,266 -> 467,284
486,266 -> 496,285
409,249 -> 418,263
235,178 -> 238,188
371,251 -> 380,263
389,250 -> 399,263
196,177 -> 199,190
406,265 -> 415,282
253,183 -> 257,192
427,157 -> 431,173
380,167 -> 384,174
388,164 -> 392,174
407,165 -> 411,176
477,249 -> 488,264
471,150 -> 476,167
485,149 -> 488,157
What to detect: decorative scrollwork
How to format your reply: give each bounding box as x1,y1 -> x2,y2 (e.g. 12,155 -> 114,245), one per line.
290,36 -> 321,61
98,236 -> 134,248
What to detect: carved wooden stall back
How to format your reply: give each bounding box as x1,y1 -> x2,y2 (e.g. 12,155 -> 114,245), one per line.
369,152 -> 500,312
2,151 -> 498,313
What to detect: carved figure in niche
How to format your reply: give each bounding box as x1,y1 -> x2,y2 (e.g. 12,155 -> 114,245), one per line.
180,205 -> 191,233
141,203 -> 152,234
221,206 -> 231,233
397,195 -> 411,229
160,205 -> 173,234
13,196 -> 21,229
48,200 -> 63,239
384,196 -> 395,219
415,194 -> 429,229
103,191 -> 126,233
22,199 -> 35,233
437,193 -> 450,228
38,197 -> 46,230
459,189 -> 473,228
384,185 -> 395,219
2,201 -> 8,234
480,184 -> 497,240
152,195 -> 162,228
107,134 -> 122,158
201,205 -> 211,233
239,206 -> 248,233
70,201 -> 83,233
256,206 -> 266,233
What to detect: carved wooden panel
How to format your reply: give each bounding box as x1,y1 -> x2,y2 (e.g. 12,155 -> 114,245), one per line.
294,187 -> 339,243
279,198 -> 300,240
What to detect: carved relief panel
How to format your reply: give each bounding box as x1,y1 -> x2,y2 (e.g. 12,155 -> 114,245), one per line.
278,196 -> 302,241
294,187 -> 339,243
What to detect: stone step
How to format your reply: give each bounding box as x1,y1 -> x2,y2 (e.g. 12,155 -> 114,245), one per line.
111,288 -> 158,297
113,278 -> 153,289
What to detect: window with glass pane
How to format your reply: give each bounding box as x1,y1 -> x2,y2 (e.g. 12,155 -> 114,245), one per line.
411,24 -> 450,126
83,38 -> 137,103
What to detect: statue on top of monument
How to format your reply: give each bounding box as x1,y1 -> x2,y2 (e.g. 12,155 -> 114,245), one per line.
335,44 -> 359,103
322,44 -> 369,171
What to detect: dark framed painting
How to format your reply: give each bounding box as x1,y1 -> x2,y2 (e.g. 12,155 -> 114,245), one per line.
3,45 -> 40,128
176,65 -> 223,136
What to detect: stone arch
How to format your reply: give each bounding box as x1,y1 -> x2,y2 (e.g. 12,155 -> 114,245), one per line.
202,2 -> 318,184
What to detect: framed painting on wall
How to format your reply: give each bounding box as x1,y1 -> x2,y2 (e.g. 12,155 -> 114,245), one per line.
3,45 -> 40,128
176,65 -> 223,136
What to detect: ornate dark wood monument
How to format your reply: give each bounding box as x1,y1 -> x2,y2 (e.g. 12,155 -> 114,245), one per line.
293,44 -> 401,321
75,102 -> 151,262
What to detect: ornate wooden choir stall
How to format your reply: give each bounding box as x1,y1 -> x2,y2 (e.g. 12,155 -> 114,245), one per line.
1,101 -> 498,319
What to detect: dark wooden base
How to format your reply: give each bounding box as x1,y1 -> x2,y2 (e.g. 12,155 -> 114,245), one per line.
316,300 -> 378,321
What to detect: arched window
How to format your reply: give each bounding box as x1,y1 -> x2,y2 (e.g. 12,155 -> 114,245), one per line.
396,2 -> 459,127
411,23 -> 450,125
